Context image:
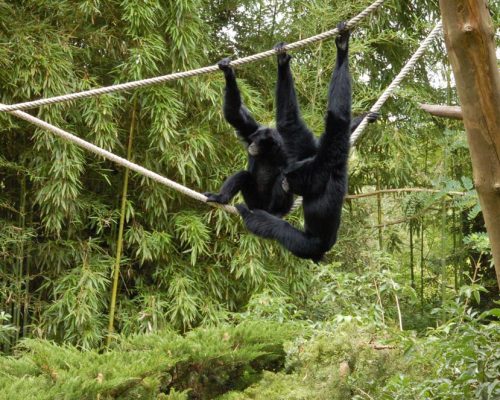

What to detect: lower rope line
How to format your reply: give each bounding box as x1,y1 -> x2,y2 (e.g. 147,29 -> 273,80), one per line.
4,104 -> 238,215
350,21 -> 443,145
0,0 -> 385,113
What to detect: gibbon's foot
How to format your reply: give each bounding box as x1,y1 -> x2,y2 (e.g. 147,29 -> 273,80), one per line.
274,42 -> 292,66
335,21 -> 350,51
235,203 -> 252,217
217,57 -> 232,73
204,192 -> 229,204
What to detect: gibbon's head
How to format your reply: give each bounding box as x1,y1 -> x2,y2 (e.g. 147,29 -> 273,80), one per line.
247,127 -> 285,159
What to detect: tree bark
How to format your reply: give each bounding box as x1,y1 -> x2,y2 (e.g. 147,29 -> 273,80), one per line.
419,103 -> 463,120
439,0 -> 500,289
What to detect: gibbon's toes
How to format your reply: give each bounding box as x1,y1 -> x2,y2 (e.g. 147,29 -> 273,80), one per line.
335,21 -> 350,50
367,112 -> 380,123
217,57 -> 232,71
235,203 -> 251,216
274,42 -> 291,65
336,21 -> 348,33
273,41 -> 286,52
204,193 -> 227,204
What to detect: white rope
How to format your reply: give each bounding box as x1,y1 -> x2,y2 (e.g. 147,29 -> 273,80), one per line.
350,21 -> 443,145
4,104 -> 238,214
0,0 -> 385,113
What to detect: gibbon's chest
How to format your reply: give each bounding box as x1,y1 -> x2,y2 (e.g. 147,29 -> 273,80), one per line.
255,164 -> 281,190
248,159 -> 283,188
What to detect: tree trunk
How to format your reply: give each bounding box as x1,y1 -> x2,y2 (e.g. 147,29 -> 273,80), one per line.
439,0 -> 500,289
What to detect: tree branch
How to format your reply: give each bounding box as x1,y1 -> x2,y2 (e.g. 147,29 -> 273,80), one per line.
419,103 -> 463,120
372,203 -> 437,228
346,188 -> 466,200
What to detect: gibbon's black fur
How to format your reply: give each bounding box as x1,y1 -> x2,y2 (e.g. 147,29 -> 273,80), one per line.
237,23 -> 376,262
205,55 -> 375,218
204,58 -> 294,217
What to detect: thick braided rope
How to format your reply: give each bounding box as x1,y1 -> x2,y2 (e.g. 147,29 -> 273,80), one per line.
0,0 -> 385,113
4,104 -> 238,214
350,21 -> 443,145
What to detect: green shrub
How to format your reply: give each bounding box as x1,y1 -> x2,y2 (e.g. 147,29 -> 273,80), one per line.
0,321 -> 300,399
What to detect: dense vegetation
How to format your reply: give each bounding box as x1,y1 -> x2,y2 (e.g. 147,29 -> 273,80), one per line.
1,0 -> 499,398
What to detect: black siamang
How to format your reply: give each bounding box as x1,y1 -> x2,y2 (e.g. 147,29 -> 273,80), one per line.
237,23 -> 374,262
205,54 -> 374,219
204,58 -> 294,217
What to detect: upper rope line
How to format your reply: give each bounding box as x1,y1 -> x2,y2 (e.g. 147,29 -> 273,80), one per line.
0,0 -> 385,113
350,21 -> 443,145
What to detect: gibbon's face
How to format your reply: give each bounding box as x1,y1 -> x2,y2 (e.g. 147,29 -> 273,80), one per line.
247,128 -> 283,157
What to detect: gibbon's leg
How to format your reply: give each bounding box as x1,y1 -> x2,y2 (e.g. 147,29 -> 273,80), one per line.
205,170 -> 252,204
274,44 -> 317,161
236,204 -> 325,261
315,22 -> 352,171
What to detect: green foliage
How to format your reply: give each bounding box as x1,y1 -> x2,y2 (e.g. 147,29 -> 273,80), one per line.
1,1 -> 499,398
382,311 -> 500,399
221,315 -> 500,400
0,321 -> 299,399
37,240 -> 112,349
2,305 -> 499,399
0,312 -> 17,346
0,0 -> 312,346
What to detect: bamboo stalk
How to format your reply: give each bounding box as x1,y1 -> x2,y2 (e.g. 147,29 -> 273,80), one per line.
409,225 -> 415,289
373,279 -> 385,325
376,173 -> 383,250
106,100 -> 137,346
452,208 -> 458,291
440,198 -> 447,317
420,220 -> 425,313
14,175 -> 27,344
22,254 -> 30,338
394,292 -> 403,331
440,145 -> 448,317
22,199 -> 33,338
